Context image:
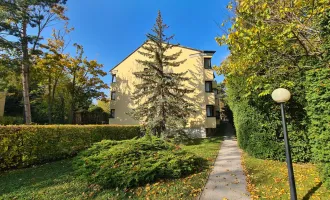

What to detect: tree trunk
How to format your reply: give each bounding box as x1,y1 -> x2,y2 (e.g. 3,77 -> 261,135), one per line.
70,100 -> 75,124
21,18 -> 32,124
47,72 -> 52,124
69,73 -> 76,124
59,94 -> 65,124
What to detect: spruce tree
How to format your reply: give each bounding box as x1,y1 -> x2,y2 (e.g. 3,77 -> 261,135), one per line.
131,11 -> 195,138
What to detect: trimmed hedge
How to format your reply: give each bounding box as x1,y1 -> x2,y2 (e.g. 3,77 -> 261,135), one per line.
0,125 -> 141,170
231,99 -> 311,163
306,66 -> 330,187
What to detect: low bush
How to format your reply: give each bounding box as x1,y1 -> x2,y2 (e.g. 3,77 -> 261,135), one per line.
73,137 -> 206,189
0,125 -> 141,170
0,116 -> 24,125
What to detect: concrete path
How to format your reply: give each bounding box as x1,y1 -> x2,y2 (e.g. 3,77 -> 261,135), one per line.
200,124 -> 250,200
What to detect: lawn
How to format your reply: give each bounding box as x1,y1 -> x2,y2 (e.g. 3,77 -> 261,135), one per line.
242,153 -> 330,200
0,137 -> 221,200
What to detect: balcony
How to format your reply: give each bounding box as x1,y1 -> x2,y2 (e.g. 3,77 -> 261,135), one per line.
204,69 -> 214,81
109,99 -> 117,108
205,117 -> 216,128
205,92 -> 215,105
110,82 -> 117,90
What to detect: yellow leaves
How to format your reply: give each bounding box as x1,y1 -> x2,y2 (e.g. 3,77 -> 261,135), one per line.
273,177 -> 282,183
246,75 -> 256,86
189,187 -> 202,197
50,4 -> 69,21
145,184 -> 151,192
242,152 -> 330,199
258,89 -> 271,97
226,2 -> 233,10
314,177 -> 321,183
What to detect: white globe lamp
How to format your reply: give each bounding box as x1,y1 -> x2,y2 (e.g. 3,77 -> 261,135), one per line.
272,88 -> 297,200
272,88 -> 291,103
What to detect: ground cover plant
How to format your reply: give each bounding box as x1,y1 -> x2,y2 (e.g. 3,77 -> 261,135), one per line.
0,137 -> 221,199
73,137 -> 206,188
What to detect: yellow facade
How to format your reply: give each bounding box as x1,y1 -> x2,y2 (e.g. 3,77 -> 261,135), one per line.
109,43 -> 220,137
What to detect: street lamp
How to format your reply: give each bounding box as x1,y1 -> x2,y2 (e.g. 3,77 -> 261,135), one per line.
272,88 -> 297,200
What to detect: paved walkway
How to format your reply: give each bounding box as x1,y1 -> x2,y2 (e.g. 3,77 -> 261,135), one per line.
200,124 -> 250,200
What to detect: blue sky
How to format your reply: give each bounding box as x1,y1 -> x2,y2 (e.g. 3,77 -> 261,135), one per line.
44,0 -> 231,96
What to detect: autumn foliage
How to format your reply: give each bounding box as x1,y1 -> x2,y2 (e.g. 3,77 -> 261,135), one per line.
216,0 -> 330,187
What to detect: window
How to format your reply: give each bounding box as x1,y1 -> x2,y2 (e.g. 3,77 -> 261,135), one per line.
206,105 -> 214,117
205,81 -> 213,92
204,58 -> 211,69
112,74 -> 116,83
111,91 -> 116,100
110,109 -> 115,118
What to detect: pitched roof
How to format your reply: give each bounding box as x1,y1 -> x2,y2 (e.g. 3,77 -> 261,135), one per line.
109,41 -> 216,73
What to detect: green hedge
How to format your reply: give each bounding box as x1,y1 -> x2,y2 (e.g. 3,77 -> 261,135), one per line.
230,99 -> 311,163
0,125 -> 141,170
306,66 -> 330,187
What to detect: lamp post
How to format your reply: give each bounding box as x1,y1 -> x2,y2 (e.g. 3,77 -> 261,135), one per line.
272,88 -> 297,200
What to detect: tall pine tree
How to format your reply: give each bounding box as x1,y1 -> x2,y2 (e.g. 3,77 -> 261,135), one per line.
131,11 -> 195,138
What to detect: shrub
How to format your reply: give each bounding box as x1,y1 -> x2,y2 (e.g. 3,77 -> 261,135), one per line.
0,116 -> 24,125
0,125 -> 141,170
73,137 -> 206,188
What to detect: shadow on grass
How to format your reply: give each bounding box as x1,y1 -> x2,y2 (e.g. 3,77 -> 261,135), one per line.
0,159 -> 85,198
184,136 -> 222,146
302,182 -> 323,200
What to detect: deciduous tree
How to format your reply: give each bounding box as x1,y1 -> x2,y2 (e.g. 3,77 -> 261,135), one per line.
35,28 -> 70,123
0,0 -> 67,124
66,44 -> 108,124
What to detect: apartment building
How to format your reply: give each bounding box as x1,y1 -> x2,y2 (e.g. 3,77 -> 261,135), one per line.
109,43 -> 220,137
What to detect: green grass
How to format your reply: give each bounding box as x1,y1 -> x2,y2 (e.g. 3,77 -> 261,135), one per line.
243,153 -> 330,200
0,137 -> 221,200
